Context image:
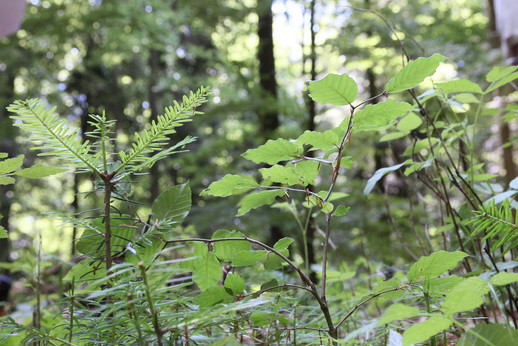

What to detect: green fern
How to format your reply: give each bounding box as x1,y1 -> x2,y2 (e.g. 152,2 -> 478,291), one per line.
8,99 -> 103,175
470,199 -> 518,255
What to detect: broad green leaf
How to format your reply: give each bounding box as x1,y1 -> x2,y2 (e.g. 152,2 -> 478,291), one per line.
489,272 -> 518,286
458,323 -> 518,346
273,237 -> 294,251
232,250 -> 267,266
212,336 -> 242,346
428,275 -> 464,295
435,80 -> 483,94
194,286 -> 233,307
264,250 -> 288,270
374,279 -> 404,302
192,252 -> 221,291
486,66 -> 518,82
260,278 -> 280,291
200,175 -> 258,196
0,227 -> 7,239
407,251 -> 468,282
212,229 -> 251,261
125,237 -> 164,266
334,205 -> 350,217
260,165 -> 302,186
442,277 -> 489,316
354,100 -> 414,131
321,202 -> 334,213
308,73 -> 358,106
386,54 -> 447,93
0,176 -> 15,185
293,160 -> 319,186
378,304 -> 420,326
237,190 -> 284,216
397,112 -> 422,132
242,139 -> 302,164
0,153 -> 7,159
295,130 -> 339,152
403,315 -> 452,346
0,155 -> 24,175
455,93 -> 480,104
151,183 -> 191,229
64,259 -> 106,288
364,160 -> 411,196
224,273 -> 245,295
13,164 -> 68,178
486,72 -> 518,93
250,312 -> 271,326
380,132 -> 407,142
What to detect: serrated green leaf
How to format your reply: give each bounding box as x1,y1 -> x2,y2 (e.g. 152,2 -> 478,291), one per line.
442,277 -> 489,316
192,252 -> 221,291
486,72 -> 518,93
489,272 -> 518,286
397,112 -> 422,132
486,66 -> 518,82
237,190 -> 284,216
407,251 -> 469,282
212,229 -> 251,261
0,176 -> 15,185
428,275 -> 464,295
293,160 -> 319,186
334,205 -> 350,217
194,286 -> 233,307
13,164 -> 68,178
273,237 -> 294,251
242,139 -> 302,165
200,174 -> 258,197
224,273 -> 245,295
380,132 -> 407,142
378,304 -> 420,326
232,250 -> 267,266
264,250 -> 287,270
308,73 -> 358,106
436,80 -> 483,94
151,183 -> 191,229
403,315 -> 452,346
321,202 -> 334,213
354,100 -> 414,132
295,130 -> 339,152
260,165 -> 303,186
0,155 -> 24,175
458,323 -> 518,346
364,160 -> 411,196
386,54 -> 447,93
260,278 -> 280,291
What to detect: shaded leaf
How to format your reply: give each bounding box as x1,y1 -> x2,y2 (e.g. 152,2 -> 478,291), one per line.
242,139 -> 302,165
458,323 -> 518,346
0,155 -> 24,175
194,286 -> 233,307
151,183 -> 191,229
260,165 -> 303,186
224,273 -> 245,295
397,112 -> 422,132
232,250 -> 267,266
354,100 -> 414,131
436,80 -> 483,94
407,251 -> 468,282
212,229 -> 251,261
200,174 -> 258,197
13,164 -> 68,178
364,160 -> 411,195
192,252 -> 221,291
237,190 -> 284,216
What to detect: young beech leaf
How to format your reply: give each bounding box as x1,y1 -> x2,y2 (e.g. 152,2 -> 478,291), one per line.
397,112 -> 422,132
489,272 -> 518,286
200,174 -> 258,197
212,229 -> 251,261
232,250 -> 267,266
377,303 -> 420,326
407,251 -> 468,282
386,54 -> 447,93
192,252 -> 221,291
295,130 -> 339,152
237,190 -> 284,216
13,164 -> 68,178
486,66 -> 518,82
353,99 -> 414,132
333,205 -> 350,217
0,176 -> 15,185
260,165 -> 303,186
403,315 -> 452,346
194,286 -> 233,307
251,312 -> 271,326
0,155 -> 24,175
151,183 -> 191,229
308,73 -> 358,106
0,227 -> 7,239
292,160 -> 319,186
435,79 -> 483,94
441,277 -> 489,316
273,237 -> 294,251
457,323 -> 518,346
224,273 -> 245,295
242,139 -> 302,165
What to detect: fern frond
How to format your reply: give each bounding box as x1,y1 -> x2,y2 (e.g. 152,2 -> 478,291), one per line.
116,86 -> 210,175
85,111 -> 117,173
470,199 -> 518,255
7,99 -> 102,175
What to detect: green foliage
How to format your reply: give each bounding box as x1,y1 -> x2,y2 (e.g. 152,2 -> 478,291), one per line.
385,54 -> 447,93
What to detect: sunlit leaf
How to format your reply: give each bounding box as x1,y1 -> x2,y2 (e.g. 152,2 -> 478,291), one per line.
242,139 -> 302,164
151,183 -> 191,229
13,164 -> 68,178
354,100 -> 414,131
489,272 -> 518,286
442,277 -> 489,316
403,315 -> 452,346
212,229 -> 251,261
224,273 -> 245,295
407,251 -> 468,282
397,112 -> 422,132
237,190 -> 284,216
0,155 -> 24,175
200,174 -> 258,197
192,252 -> 221,291
308,73 -> 358,106
378,304 -> 420,326
386,54 -> 447,93
436,79 -> 483,94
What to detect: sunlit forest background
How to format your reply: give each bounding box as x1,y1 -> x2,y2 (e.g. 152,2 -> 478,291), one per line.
1,0 -> 516,338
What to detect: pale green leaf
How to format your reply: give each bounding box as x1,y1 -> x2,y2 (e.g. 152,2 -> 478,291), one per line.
486,72 -> 518,93
232,250 -> 267,266
436,80 -> 483,94
334,205 -> 350,217
0,153 -> 7,159
489,272 -> 518,286
458,323 -> 518,346
224,273 -> 245,295
242,139 -> 302,164
403,315 -> 452,346
212,229 -> 251,261
455,93 -> 480,104
0,227 -> 7,239
364,160 -> 411,195
13,164 -> 68,178
308,73 -> 358,106
354,100 -> 414,131
380,132 -> 407,142
211,336 -> 242,346
260,165 -> 303,185
321,202 -> 334,213
0,176 -> 15,185
0,155 -> 24,175
397,112 -> 422,132
442,277 -> 489,316
251,312 -> 271,326
407,251 -> 469,282
295,130 -> 339,152
378,304 -> 420,326
237,190 -> 284,216
192,252 -> 221,291
486,66 -> 518,82
273,237 -> 294,251
200,174 -> 258,197
151,183 -> 191,229
194,286 -> 233,307
293,160 -> 319,186
386,54 -> 447,93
